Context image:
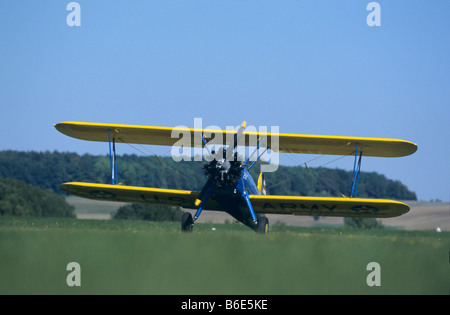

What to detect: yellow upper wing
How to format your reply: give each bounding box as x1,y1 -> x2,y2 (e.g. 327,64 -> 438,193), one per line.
55,121 -> 417,157
249,195 -> 409,218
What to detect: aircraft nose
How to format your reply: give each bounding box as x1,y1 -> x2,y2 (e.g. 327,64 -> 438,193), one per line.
216,159 -> 231,172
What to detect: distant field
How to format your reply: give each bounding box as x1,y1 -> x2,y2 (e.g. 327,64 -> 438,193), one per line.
68,197 -> 450,231
0,216 -> 448,294
67,196 -> 125,219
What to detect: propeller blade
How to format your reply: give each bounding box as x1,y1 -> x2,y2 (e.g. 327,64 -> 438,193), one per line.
226,121 -> 246,161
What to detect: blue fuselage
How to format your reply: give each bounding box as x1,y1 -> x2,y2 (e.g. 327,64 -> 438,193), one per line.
213,168 -> 262,229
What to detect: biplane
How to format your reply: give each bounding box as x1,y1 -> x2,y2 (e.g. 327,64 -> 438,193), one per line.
54,121 -> 417,234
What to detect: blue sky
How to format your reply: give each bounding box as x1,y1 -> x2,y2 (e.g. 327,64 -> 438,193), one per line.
0,1 -> 449,201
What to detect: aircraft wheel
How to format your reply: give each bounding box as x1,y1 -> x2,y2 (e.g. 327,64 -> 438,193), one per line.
256,216 -> 269,234
181,212 -> 194,233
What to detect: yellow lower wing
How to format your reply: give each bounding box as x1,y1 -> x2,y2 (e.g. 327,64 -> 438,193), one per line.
249,195 -> 409,218
62,183 -> 409,218
61,182 -> 221,210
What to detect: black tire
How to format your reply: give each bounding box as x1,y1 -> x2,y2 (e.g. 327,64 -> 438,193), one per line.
256,216 -> 269,234
181,212 -> 194,233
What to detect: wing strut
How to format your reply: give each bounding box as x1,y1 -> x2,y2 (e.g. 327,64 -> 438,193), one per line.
350,144 -> 362,198
242,190 -> 258,224
108,129 -> 118,185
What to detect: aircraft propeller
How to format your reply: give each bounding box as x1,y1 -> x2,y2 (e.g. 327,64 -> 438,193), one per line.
193,121 -> 247,221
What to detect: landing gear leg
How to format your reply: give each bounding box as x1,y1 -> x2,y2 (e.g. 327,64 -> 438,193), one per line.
181,212 -> 194,233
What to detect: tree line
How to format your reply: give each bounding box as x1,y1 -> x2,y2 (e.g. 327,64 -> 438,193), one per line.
0,150 -> 416,221
0,150 -> 417,200
0,177 -> 75,218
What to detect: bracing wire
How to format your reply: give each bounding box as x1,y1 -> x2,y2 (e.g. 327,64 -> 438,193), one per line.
266,153 -> 352,197
113,132 -> 199,187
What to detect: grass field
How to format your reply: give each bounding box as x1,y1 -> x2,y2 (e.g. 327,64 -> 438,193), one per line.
0,216 -> 448,295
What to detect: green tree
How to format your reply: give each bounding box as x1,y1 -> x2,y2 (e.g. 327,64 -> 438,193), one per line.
343,217 -> 383,229
113,203 -> 183,221
0,150 -> 417,200
0,177 -> 75,217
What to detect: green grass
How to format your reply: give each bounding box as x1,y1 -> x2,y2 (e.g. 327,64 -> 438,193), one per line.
0,216 -> 448,294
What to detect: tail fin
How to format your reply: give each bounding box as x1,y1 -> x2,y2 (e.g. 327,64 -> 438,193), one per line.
257,172 -> 266,195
